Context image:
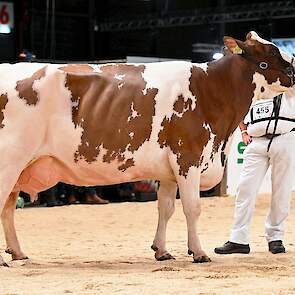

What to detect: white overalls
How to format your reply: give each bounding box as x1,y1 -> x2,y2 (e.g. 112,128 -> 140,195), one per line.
230,88 -> 295,244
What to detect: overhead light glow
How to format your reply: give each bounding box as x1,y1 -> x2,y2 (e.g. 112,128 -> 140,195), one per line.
0,24 -> 11,34
213,52 -> 223,60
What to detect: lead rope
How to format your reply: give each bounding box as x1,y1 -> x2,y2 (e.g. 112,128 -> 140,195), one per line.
266,94 -> 282,152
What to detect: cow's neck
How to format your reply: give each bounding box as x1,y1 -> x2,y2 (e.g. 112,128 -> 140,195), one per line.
190,55 -> 256,146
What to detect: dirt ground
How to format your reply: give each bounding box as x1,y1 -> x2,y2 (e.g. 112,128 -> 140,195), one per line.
1,193 -> 295,295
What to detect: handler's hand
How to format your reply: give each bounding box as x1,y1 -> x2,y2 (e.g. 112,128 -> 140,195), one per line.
242,132 -> 252,145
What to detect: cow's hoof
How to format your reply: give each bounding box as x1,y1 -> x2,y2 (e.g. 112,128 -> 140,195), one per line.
151,244 -> 158,252
188,249 -> 211,263
12,255 -> 29,261
5,249 -> 28,261
1,262 -> 9,267
193,255 -> 211,263
151,245 -> 175,261
156,252 -> 175,261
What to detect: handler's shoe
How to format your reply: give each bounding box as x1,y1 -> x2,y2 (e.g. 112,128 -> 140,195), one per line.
268,240 -> 285,254
214,241 -> 250,254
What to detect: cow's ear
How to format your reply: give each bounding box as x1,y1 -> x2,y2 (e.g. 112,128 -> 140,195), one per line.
223,36 -> 244,55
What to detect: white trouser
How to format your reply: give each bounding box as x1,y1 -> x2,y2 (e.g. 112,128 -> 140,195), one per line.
230,132 -> 295,245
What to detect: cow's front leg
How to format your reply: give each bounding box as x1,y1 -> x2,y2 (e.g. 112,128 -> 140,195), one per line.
1,192 -> 28,261
151,180 -> 177,261
177,168 -> 211,263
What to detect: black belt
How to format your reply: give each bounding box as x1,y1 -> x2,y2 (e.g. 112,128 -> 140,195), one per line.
263,128 -> 295,139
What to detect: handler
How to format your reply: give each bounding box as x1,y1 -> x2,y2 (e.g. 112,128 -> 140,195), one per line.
215,87 -> 295,255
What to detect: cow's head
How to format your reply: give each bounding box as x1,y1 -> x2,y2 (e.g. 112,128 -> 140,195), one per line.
224,31 -> 294,96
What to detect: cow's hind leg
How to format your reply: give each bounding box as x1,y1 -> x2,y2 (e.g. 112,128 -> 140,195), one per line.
177,168 -> 211,263
1,191 -> 28,261
0,148 -> 34,266
151,180 -> 177,261
0,187 -> 26,266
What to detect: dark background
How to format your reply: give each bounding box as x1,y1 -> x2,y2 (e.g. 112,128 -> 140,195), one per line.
2,0 -> 294,63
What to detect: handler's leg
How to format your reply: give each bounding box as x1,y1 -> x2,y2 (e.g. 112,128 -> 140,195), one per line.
265,133 -> 295,247
1,192 -> 28,260
152,180 -> 177,261
215,139 -> 270,254
230,139 -> 269,245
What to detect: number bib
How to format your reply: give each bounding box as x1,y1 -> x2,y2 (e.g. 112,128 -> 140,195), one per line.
251,101 -> 274,121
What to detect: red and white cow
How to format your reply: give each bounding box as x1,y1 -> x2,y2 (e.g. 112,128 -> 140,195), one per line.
0,31 -> 294,266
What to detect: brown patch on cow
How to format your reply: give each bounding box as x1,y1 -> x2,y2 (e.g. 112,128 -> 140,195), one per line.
173,95 -> 192,113
16,67 -> 47,105
65,64 -> 158,170
118,158 -> 135,172
158,59 -> 255,176
0,93 -> 8,128
158,96 -> 210,176
59,64 -> 94,73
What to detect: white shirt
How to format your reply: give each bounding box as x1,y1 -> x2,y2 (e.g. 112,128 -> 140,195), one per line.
244,87 -> 295,137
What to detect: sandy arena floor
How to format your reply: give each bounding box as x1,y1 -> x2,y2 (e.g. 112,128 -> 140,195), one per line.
1,193 -> 295,295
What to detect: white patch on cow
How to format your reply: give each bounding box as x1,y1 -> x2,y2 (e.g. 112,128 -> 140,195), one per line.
178,139 -> 182,146
85,141 -> 89,147
114,74 -> 125,89
115,74 -> 125,80
127,102 -> 139,122
72,99 -> 79,108
249,31 -> 293,64
252,72 -> 287,103
129,132 -> 134,139
249,31 -> 272,45
202,122 -> 212,133
90,64 -> 103,73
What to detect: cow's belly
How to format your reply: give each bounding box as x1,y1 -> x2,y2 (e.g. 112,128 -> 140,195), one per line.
13,143 -> 174,200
